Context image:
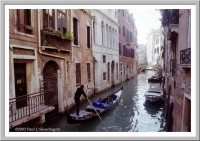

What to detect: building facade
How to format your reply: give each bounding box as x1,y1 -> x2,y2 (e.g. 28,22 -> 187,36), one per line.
92,9 -> 120,93
154,33 -> 164,67
118,9 -> 137,82
146,28 -> 161,66
137,44 -> 148,67
160,9 -> 191,132
9,9 -> 95,129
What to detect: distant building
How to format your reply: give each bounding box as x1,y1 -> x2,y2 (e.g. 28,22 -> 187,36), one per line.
137,44 -> 148,67
154,32 -> 164,67
146,28 -> 161,66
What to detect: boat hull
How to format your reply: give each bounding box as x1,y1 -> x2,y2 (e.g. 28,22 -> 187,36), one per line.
145,95 -> 162,102
67,87 -> 123,124
144,83 -> 163,103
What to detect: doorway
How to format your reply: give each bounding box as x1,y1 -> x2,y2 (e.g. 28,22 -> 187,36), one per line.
14,63 -> 27,109
43,61 -> 59,119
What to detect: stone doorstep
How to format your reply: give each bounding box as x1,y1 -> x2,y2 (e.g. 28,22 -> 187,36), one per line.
9,107 -> 55,129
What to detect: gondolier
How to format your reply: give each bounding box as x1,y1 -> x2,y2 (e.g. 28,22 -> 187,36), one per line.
67,86 -> 123,124
74,85 -> 87,115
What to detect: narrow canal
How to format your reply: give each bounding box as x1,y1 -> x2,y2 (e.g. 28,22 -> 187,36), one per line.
42,70 -> 167,132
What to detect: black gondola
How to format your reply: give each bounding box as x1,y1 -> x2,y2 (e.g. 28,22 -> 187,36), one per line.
67,87 -> 123,124
148,76 -> 162,84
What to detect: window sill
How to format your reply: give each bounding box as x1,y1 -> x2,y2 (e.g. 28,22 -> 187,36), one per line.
73,44 -> 80,48
14,29 -> 35,38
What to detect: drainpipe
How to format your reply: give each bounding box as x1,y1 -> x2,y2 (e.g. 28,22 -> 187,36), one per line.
38,10 -> 67,62
92,16 -> 95,95
37,9 -> 68,112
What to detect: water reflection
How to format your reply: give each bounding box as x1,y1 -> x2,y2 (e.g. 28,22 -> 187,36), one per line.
42,70 -> 166,132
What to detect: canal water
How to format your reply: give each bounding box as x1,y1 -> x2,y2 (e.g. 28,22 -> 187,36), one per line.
42,70 -> 166,132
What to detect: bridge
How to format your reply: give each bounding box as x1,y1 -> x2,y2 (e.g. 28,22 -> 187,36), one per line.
137,65 -> 163,74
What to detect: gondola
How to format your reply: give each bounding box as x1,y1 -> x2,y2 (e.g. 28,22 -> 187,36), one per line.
67,87 -> 123,124
148,75 -> 162,83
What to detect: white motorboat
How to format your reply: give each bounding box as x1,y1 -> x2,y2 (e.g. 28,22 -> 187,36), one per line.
144,83 -> 163,102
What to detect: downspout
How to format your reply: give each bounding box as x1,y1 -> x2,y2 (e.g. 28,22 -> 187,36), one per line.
37,9 -> 68,111
38,10 -> 67,62
92,16 -> 95,94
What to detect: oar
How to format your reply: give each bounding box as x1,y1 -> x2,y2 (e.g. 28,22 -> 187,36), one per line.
86,97 -> 107,129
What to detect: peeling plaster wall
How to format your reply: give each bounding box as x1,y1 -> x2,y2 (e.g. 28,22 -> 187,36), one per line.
173,9 -> 191,132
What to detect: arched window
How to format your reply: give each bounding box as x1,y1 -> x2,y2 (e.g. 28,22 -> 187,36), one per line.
73,10 -> 79,45
112,28 -> 114,48
109,26 -> 112,47
101,21 -> 105,45
93,18 -> 96,44
106,24 -> 109,46
116,62 -> 118,79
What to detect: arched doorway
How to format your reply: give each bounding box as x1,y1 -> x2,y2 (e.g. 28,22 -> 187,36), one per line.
111,61 -> 115,86
43,60 -> 59,118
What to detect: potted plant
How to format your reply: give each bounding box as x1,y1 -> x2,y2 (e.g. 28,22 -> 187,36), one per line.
43,39 -> 48,46
55,30 -> 63,37
64,31 -> 74,41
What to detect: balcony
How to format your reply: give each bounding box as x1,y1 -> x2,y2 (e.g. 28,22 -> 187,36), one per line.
180,48 -> 191,68
41,30 -> 71,53
9,90 -> 57,129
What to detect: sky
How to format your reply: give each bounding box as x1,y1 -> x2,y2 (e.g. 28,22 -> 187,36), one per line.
129,9 -> 161,45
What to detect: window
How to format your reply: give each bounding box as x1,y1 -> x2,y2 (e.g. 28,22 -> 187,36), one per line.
73,17 -> 78,45
123,25 -> 125,37
103,72 -> 106,80
188,9 -> 191,48
17,9 -> 33,34
107,63 -> 110,81
123,45 -> 126,56
76,63 -> 81,85
124,66 -> 126,75
87,63 -> 91,81
120,63 -> 122,71
103,55 -> 106,63
43,9 -> 55,29
93,20 -> 95,44
126,28 -> 130,43
101,22 -> 104,45
119,42 -> 121,55
87,26 -> 91,48
116,63 -> 118,79
57,9 -> 67,34
119,25 -> 121,34
132,48 -> 135,58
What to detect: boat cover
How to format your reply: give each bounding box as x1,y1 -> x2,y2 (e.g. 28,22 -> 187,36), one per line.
70,110 -> 92,119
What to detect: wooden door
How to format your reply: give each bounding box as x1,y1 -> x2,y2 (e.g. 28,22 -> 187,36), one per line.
14,63 -> 27,109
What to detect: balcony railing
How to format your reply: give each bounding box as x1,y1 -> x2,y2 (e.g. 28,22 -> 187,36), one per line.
180,48 -> 191,68
9,90 -> 57,124
41,30 -> 71,52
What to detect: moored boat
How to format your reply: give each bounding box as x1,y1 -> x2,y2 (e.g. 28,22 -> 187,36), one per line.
148,76 -> 162,84
67,87 -> 123,124
144,84 -> 163,102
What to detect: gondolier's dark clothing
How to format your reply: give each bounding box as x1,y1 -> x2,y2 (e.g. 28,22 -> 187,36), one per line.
74,86 -> 87,115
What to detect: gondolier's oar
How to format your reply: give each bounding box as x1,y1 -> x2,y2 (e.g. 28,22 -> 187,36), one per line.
86,97 -> 107,128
